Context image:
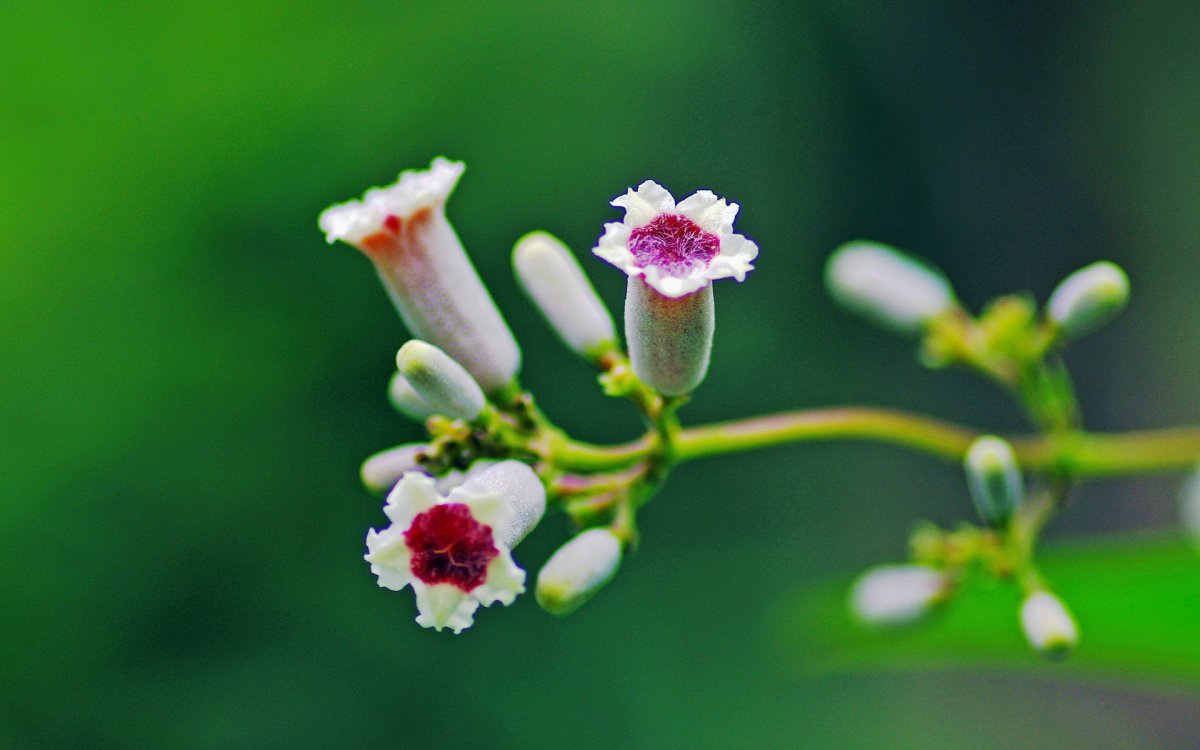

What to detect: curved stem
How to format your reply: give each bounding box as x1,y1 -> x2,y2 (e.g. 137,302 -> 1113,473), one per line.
550,406 -> 1200,476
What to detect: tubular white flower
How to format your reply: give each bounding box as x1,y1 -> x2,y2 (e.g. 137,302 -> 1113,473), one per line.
396,340 -> 486,422
536,528 -> 623,616
363,461 -> 546,633
825,241 -> 957,334
850,564 -> 948,626
592,180 -> 755,395
319,158 -> 520,393
513,231 -> 617,361
964,436 -> 1024,526
388,372 -> 435,423
1020,590 -> 1079,659
1047,261 -> 1130,339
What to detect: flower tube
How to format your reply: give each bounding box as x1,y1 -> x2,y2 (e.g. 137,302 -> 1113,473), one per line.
593,180 -> 757,396
319,158 -> 520,394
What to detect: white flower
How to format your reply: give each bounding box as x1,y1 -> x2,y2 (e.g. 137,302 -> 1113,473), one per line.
1020,590 -> 1079,659
593,180 -> 758,299
318,158 -> 520,394
364,461 -> 545,633
849,564 -> 949,626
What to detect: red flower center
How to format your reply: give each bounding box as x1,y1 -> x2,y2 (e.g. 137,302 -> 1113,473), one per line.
404,503 -> 499,592
629,214 -> 720,274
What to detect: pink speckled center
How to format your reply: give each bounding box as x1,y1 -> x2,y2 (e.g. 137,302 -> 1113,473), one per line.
404,503 -> 498,592
629,214 -> 719,274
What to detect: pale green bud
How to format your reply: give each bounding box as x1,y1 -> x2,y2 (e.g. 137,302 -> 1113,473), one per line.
1047,261 -> 1129,339
1020,590 -> 1078,660
825,241 -> 956,334
396,340 -> 486,422
625,276 -> 713,396
1180,466 -> 1200,549
513,231 -> 617,362
536,529 -> 623,616
387,372 -> 435,423
964,435 -> 1024,526
360,443 -> 426,495
849,564 -> 949,626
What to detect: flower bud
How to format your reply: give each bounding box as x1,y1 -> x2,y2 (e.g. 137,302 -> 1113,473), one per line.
513,231 -> 617,362
1046,261 -> 1129,339
319,158 -> 520,393
1019,590 -> 1078,659
849,564 -> 948,626
452,460 -> 546,548
536,528 -> 623,616
625,276 -> 714,396
826,241 -> 956,334
387,372 -> 435,423
1180,466 -> 1200,549
396,340 -> 486,422
361,444 -> 426,495
964,436 -> 1024,526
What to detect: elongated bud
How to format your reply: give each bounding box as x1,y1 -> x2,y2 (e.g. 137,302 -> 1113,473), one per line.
536,528 -> 623,615
452,460 -> 546,547
849,564 -> 949,626
1180,466 -> 1200,549
625,276 -> 713,396
513,231 -> 617,362
361,444 -> 426,495
964,436 -> 1024,526
1020,590 -> 1078,659
826,241 -> 956,334
396,340 -> 486,422
388,372 -> 435,423
1047,261 -> 1129,339
319,158 -> 520,393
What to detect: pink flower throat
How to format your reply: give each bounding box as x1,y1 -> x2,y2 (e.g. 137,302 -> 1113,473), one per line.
404,503 -> 499,591
629,214 -> 719,274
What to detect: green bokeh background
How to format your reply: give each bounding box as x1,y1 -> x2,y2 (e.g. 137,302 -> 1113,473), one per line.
3,1 -> 1199,747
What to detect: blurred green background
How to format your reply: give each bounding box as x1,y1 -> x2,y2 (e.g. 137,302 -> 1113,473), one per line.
3,1 -> 1199,747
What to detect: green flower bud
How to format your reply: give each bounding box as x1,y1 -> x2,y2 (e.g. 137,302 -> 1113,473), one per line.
964,435 -> 1024,526
536,528 -> 623,616
387,372 -> 435,423
396,340 -> 486,422
849,564 -> 949,626
826,241 -> 956,334
1020,590 -> 1078,660
513,231 -> 617,363
1047,261 -> 1129,339
360,443 -> 426,495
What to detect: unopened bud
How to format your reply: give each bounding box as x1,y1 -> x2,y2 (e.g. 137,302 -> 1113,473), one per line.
388,372 -> 435,423
536,529 -> 623,616
826,241 -> 956,334
1180,466 -> 1200,549
360,444 -> 427,495
451,460 -> 546,548
396,340 -> 486,422
513,231 -> 617,362
964,436 -> 1024,526
1047,261 -> 1129,339
625,276 -> 713,396
1019,590 -> 1078,659
849,564 -> 949,626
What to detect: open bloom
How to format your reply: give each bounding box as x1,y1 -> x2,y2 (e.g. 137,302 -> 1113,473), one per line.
364,461 -> 545,633
594,180 -> 757,299
319,158 -> 520,394
593,181 -> 757,396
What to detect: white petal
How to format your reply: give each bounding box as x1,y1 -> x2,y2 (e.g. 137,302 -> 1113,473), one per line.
676,191 -> 738,234
412,581 -> 480,634
318,158 -> 465,245
364,525 -> 413,591
446,484 -> 513,532
473,550 -> 526,607
707,232 -> 758,282
382,472 -> 440,526
611,180 -> 675,228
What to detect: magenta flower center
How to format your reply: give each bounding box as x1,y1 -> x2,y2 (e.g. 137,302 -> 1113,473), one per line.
404,503 -> 499,592
629,214 -> 720,274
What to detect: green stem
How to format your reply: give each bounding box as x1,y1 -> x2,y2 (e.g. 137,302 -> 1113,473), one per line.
550,406 -> 1200,476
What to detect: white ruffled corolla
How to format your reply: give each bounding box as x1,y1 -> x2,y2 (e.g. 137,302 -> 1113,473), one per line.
364,461 -> 545,633
850,564 -> 949,626
319,158 -> 520,394
592,181 -> 758,396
